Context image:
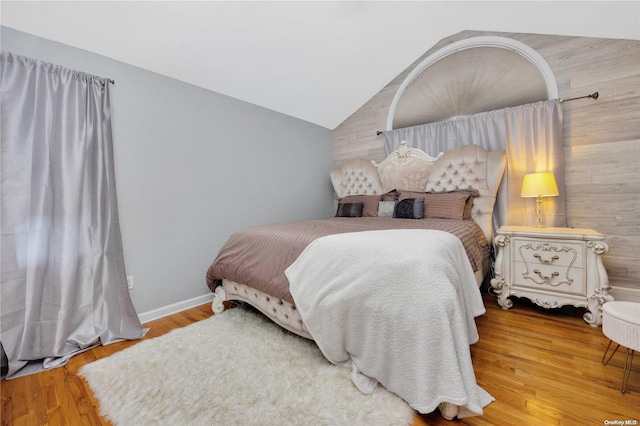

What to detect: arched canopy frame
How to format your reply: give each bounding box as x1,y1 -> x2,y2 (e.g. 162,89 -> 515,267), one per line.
386,36 -> 559,130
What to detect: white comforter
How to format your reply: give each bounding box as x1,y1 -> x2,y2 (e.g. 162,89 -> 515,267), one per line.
285,229 -> 493,418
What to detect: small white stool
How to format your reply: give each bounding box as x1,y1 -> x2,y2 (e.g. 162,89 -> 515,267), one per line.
601,301 -> 640,394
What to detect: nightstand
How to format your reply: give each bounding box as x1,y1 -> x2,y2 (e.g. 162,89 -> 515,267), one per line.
490,225 -> 612,326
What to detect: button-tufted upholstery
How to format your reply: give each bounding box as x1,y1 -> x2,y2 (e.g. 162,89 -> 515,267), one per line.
330,158 -> 383,198
217,280 -> 312,339
426,145 -> 506,241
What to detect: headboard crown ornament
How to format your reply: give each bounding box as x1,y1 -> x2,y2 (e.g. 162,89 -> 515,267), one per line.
372,141 -> 443,193
371,141 -> 442,168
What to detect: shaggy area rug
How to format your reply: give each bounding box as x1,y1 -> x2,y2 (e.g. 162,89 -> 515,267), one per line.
80,306 -> 414,425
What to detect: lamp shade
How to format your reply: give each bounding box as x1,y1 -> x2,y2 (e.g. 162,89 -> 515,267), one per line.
521,172 -> 559,198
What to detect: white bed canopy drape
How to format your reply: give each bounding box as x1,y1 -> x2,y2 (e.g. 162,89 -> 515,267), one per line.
382,99 -> 566,230
0,52 -> 146,379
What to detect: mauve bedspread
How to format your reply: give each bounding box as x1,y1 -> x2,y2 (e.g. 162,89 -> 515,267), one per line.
206,217 -> 489,304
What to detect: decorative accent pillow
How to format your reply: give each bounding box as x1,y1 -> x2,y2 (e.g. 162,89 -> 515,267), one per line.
377,201 -> 396,217
393,198 -> 424,219
335,202 -> 364,218
338,194 -> 381,217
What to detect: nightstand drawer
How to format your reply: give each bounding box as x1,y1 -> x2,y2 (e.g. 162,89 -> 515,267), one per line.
513,238 -> 584,268
512,261 -> 586,295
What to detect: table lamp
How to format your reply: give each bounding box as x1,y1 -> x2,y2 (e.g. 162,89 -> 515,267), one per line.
521,172 -> 559,227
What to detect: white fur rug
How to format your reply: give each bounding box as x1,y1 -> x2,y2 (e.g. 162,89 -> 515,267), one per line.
80,306 -> 414,425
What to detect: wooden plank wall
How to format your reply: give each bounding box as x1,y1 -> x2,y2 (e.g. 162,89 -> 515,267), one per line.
332,30 -> 640,293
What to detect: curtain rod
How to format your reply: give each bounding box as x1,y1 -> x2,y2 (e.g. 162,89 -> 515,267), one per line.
375,92 -> 599,135
108,79 -> 115,85
560,91 -> 598,103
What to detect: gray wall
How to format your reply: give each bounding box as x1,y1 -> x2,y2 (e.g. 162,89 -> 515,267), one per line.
2,26 -> 334,315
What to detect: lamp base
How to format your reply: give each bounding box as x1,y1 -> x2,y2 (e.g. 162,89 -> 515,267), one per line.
535,195 -> 545,227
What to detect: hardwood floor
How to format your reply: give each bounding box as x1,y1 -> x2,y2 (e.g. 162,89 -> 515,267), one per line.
2,292 -> 638,425
1,306 -> 212,426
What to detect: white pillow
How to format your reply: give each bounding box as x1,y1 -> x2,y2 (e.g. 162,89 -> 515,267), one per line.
377,201 -> 396,217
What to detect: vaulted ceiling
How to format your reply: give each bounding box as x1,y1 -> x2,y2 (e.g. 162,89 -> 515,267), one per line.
2,1 -> 638,129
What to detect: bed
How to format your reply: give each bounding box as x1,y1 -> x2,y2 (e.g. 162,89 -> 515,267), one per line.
206,142 -> 506,419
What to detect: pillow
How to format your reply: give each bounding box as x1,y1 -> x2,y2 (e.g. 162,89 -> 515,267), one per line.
423,192 -> 469,220
393,198 -> 424,219
377,201 -> 396,217
338,194 -> 381,217
398,191 -> 427,200
398,190 -> 477,220
335,202 -> 363,218
456,190 -> 479,219
381,189 -> 400,202
430,189 -> 479,219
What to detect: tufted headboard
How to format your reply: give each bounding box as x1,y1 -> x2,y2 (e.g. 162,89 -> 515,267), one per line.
425,144 -> 506,241
330,158 -> 382,197
330,142 -> 506,241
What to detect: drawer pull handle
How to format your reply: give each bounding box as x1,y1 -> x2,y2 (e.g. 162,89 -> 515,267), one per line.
533,269 -> 559,282
534,254 -> 560,264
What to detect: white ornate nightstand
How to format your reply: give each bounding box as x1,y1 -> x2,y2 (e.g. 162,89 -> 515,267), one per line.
490,225 -> 612,326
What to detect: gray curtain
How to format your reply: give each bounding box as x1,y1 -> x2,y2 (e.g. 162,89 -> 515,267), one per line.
1,52 -> 146,379
383,99 -> 566,229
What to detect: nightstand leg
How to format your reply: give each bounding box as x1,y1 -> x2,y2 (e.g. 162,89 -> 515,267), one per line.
491,234 -> 513,309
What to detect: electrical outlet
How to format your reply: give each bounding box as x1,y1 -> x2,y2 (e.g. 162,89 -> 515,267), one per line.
127,275 -> 134,290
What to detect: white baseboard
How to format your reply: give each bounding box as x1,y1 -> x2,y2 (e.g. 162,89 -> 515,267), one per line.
609,286 -> 640,303
135,286 -> 639,326
138,293 -> 214,325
